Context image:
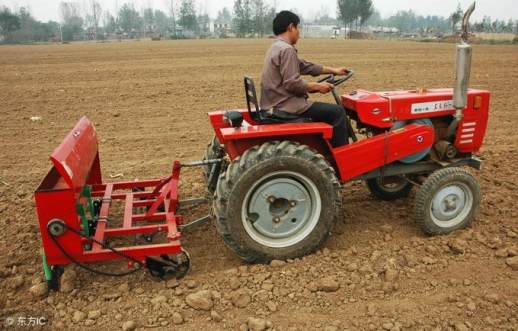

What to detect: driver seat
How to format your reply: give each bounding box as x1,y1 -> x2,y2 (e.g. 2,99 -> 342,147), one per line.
244,76 -> 312,124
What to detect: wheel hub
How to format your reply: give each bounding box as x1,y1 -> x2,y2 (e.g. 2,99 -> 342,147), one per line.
378,176 -> 408,192
431,185 -> 468,223
242,171 -> 321,248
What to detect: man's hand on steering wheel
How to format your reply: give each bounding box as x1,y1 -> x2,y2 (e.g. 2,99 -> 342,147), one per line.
331,67 -> 349,76
307,81 -> 334,94
316,68 -> 354,87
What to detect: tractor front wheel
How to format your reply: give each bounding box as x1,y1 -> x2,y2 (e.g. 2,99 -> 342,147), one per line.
366,175 -> 413,201
213,141 -> 342,263
415,167 -> 480,235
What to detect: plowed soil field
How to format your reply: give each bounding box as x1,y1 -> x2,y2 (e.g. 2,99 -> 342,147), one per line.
0,39 -> 517,330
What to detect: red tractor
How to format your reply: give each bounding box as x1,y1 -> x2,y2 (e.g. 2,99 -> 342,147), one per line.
204,3 -> 488,262
35,4 -> 487,285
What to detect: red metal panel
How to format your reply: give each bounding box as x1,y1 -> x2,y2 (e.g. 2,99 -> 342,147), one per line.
34,189 -> 83,265
220,122 -> 333,140
332,124 -> 435,182
209,109 -> 333,142
343,89 -> 490,124
209,109 -> 333,160
50,116 -> 99,190
224,134 -> 332,161
384,88 -> 456,121
454,91 -> 490,153
341,90 -> 392,128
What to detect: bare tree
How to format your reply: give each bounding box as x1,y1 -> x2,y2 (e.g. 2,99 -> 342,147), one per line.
59,2 -> 84,41
449,3 -> 463,35
86,0 -> 101,39
170,0 -> 176,37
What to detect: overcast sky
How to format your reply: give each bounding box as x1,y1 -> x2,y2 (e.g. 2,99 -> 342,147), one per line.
1,0 -> 516,23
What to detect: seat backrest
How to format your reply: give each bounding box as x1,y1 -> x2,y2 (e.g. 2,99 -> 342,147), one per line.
244,76 -> 262,122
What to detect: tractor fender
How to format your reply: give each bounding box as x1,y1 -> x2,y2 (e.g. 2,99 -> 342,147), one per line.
219,123 -> 333,160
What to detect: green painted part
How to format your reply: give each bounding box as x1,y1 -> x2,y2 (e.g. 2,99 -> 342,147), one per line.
81,185 -> 96,218
42,252 -> 52,281
76,203 -> 90,237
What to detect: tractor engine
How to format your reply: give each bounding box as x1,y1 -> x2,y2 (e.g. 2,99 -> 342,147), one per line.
341,88 -> 490,163
342,3 -> 488,164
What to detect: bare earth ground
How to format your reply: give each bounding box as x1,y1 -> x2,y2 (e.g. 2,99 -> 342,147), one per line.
0,39 -> 517,331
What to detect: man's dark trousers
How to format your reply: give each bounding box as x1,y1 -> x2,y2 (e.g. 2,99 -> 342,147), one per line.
303,101 -> 349,147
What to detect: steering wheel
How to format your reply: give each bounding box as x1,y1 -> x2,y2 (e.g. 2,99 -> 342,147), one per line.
317,69 -> 355,86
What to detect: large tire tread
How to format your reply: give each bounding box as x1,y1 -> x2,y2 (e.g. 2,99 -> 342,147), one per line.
213,141 -> 341,263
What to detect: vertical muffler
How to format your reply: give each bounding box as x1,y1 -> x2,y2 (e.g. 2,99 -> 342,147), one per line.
450,2 -> 476,138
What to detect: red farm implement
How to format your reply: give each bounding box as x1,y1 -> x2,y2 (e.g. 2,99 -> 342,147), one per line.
35,117 -> 217,288
35,3 -> 489,290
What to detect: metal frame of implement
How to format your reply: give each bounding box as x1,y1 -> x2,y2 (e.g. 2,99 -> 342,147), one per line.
35,117 -> 212,285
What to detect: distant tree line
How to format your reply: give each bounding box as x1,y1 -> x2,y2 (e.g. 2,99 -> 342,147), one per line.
0,0 -> 517,44
0,7 -> 59,43
357,4 -> 517,35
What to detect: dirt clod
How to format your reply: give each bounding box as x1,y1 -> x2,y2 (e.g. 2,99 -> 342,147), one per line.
186,290 -> 213,310
29,282 -> 47,297
317,277 -> 340,292
211,310 -> 223,322
121,320 -> 136,331
172,311 -> 184,325
247,317 -> 271,331
269,260 -> 286,267
72,311 -> 86,323
232,289 -> 251,308
505,256 -> 518,270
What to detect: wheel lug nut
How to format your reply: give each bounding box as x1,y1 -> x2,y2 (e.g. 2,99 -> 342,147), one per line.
267,196 -> 275,203
273,217 -> 281,224
289,201 -> 296,207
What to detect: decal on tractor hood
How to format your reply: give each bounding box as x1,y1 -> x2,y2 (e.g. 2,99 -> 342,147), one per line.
411,100 -> 454,114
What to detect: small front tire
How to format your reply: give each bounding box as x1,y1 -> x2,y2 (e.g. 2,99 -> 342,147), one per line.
415,167 -> 480,235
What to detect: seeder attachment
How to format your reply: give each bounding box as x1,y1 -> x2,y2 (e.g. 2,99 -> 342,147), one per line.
34,117 -> 214,289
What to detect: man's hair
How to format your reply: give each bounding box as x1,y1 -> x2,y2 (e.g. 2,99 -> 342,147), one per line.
272,11 -> 300,35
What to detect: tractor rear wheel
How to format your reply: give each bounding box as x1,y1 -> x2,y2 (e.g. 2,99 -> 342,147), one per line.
203,136 -> 225,195
213,141 -> 342,263
366,175 -> 413,201
415,167 -> 480,235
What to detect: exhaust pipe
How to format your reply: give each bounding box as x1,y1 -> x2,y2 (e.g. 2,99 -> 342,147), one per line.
449,2 -> 476,139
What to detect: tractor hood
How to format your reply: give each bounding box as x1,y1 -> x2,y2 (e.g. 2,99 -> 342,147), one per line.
341,88 -> 488,128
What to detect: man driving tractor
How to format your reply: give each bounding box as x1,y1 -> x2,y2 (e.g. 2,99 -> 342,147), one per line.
260,10 -> 350,147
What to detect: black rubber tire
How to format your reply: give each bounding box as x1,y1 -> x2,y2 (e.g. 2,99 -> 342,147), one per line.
203,136 -> 225,195
415,167 -> 480,235
213,141 -> 342,263
366,176 -> 413,201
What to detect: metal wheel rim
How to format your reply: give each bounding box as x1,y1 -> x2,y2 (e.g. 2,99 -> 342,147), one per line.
377,176 -> 408,192
430,182 -> 473,228
241,171 -> 321,248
